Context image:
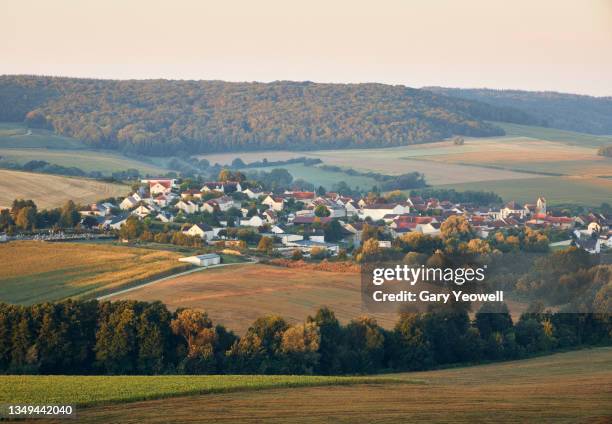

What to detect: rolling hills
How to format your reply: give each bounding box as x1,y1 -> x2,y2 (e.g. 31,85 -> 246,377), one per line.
426,87 -> 612,135
0,75 -> 538,155
16,347 -> 611,423
0,241 -> 189,304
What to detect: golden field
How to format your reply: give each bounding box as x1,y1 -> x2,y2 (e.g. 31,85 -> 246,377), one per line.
110,263 -> 397,333
110,263 -> 529,334
0,170 -> 128,209
0,241 -> 190,304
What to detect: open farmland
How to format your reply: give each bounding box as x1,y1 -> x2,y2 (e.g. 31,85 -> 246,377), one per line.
437,176 -> 612,206
0,241 -> 190,304
109,263 -> 528,334
0,148 -> 168,176
241,163 -> 379,191
0,375 -> 401,408
496,122 -> 612,148
0,122 -> 172,175
198,126 -> 612,204
109,263 -> 398,334
35,347 -> 612,423
0,122 -> 85,149
199,142 -> 539,185
0,170 -> 128,209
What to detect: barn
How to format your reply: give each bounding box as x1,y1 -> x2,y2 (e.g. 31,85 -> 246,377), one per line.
178,253 -> 221,267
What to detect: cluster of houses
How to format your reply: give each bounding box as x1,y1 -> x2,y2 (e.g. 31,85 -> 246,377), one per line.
77,177 -> 612,256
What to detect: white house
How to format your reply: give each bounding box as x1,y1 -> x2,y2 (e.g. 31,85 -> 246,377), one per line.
183,223 -> 215,240
106,214 -> 129,230
240,215 -> 265,227
360,203 -> 410,221
500,201 -> 526,219
215,196 -> 235,212
132,205 -> 153,218
179,253 -> 220,267
156,212 -> 174,223
263,209 -> 278,224
176,200 -> 199,214
201,182 -> 242,193
120,195 -> 140,210
262,195 -> 285,211
416,222 -> 441,236
242,188 -> 265,199
150,180 -> 173,195
344,201 -> 359,216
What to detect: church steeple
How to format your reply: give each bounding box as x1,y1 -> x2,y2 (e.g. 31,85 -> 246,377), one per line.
536,197 -> 547,215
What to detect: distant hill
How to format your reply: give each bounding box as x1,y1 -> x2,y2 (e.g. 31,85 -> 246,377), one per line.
0,76 -> 538,155
425,87 -> 612,135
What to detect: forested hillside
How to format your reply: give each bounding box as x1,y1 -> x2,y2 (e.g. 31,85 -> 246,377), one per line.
426,87 -> 612,135
0,76 -> 536,155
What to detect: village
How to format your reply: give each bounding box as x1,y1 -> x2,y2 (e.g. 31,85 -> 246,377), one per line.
67,174 -> 612,259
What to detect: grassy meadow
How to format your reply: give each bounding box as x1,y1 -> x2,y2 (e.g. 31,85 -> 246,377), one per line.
0,122 -> 85,149
0,169 -> 128,209
19,347 -> 611,423
437,176 -> 612,206
0,241 -> 190,304
241,163 -> 380,191
0,122 -> 170,175
496,122 -> 612,147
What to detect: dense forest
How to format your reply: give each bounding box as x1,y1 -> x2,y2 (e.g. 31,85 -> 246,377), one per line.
426,87 -> 612,135
0,76 -> 538,155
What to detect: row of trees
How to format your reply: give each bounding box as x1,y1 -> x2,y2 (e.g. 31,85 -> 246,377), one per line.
0,199 -> 81,232
0,300 -> 608,375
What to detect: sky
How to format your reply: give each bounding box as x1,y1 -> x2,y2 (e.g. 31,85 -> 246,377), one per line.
2,0 -> 612,96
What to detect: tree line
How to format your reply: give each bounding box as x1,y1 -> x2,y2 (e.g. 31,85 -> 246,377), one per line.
0,76 -> 545,155
1,199 -> 81,233
0,300 -> 608,375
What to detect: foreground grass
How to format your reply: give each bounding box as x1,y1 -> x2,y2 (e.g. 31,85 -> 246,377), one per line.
50,347 -> 612,423
0,375 -> 409,408
0,241 -> 190,304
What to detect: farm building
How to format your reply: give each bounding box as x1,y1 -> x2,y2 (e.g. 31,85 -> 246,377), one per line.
178,253 -> 221,267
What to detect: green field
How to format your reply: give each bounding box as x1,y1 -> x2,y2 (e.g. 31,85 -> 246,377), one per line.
0,122 -> 85,149
0,241 -> 190,304
0,375 -> 404,408
437,176 -> 612,206
12,348 -> 610,423
203,124 -> 612,205
242,163 -> 379,191
496,122 -> 612,147
0,122 -> 170,175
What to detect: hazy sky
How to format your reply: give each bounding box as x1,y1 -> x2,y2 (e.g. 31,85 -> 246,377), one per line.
3,0 -> 612,95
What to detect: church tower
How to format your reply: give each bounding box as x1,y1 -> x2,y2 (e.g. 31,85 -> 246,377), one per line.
536,197 -> 547,215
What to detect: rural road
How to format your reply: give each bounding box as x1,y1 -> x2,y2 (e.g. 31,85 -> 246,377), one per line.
97,259 -> 256,300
